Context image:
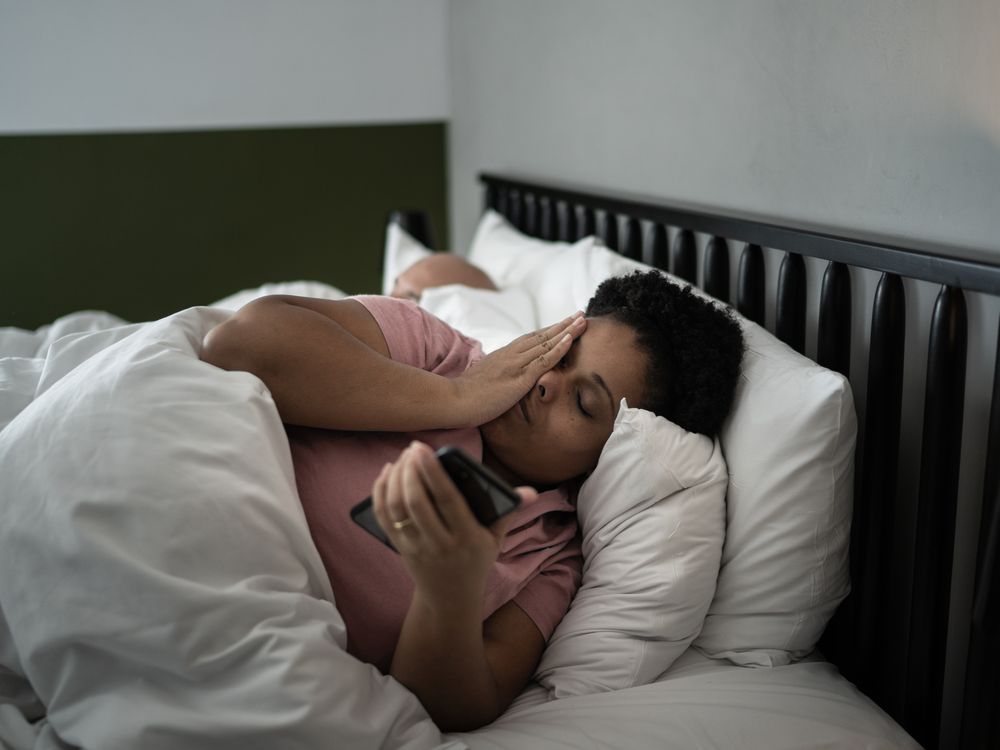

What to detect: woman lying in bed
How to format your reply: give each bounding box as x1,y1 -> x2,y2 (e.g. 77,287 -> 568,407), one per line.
199,270 -> 743,732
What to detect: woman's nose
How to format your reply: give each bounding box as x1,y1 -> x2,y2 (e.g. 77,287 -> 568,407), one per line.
536,369 -> 561,402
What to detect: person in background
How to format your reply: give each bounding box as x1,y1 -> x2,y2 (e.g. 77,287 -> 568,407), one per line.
390,254 -> 497,302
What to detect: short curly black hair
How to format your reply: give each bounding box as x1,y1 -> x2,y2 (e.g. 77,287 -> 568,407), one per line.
585,270 -> 745,437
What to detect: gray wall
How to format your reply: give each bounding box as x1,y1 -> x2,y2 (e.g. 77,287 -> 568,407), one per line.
448,0 -> 999,258
448,2 -> 999,747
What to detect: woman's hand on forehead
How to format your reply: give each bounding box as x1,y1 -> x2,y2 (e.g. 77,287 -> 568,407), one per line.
448,313 -> 587,428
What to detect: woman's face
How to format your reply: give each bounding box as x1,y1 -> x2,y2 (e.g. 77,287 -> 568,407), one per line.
480,317 -> 648,487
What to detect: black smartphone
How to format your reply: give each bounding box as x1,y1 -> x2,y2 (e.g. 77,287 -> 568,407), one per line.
349,445 -> 522,551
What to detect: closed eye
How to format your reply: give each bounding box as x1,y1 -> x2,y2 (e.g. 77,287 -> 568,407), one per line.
577,392 -> 592,418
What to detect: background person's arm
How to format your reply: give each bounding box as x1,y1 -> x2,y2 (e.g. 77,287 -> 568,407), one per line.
199,295 -> 585,432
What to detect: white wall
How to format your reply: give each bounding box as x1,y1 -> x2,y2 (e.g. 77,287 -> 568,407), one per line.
0,0 -> 449,133
448,0 -> 1000,259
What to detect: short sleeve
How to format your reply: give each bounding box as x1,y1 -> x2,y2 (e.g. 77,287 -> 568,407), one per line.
512,542 -> 582,642
483,488 -> 583,643
353,295 -> 483,377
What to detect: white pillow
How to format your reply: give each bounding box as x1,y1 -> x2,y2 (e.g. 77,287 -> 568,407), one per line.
693,317 -> 855,666
382,222 -> 433,296
209,280 -> 348,310
462,209 -> 856,668
469,211 -> 640,325
419,284 -> 537,353
535,400 -> 727,697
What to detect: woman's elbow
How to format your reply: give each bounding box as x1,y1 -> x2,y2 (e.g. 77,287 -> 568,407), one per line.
199,321 -> 240,370
199,296 -> 279,372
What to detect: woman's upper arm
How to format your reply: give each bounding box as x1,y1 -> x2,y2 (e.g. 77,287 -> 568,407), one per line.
263,296 -> 390,357
482,600 -> 546,711
201,295 -> 390,372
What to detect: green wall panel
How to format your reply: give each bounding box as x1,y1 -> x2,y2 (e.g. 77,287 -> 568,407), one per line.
0,122 -> 447,329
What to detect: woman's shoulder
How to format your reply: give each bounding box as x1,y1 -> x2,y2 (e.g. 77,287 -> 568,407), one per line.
351,295 -> 484,375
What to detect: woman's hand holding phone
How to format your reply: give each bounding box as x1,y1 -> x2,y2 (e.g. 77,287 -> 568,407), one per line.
370,442 -> 536,614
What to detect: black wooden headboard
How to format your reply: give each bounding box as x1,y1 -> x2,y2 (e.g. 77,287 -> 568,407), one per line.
471,171 -> 999,750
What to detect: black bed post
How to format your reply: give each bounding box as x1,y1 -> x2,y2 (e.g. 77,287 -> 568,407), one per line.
671,230 -> 697,285
484,182 -> 499,213
704,237 -> 730,304
776,253 -> 806,354
581,207 -> 597,240
905,285 -> 967,749
539,195 -> 556,241
647,224 -> 669,273
558,201 -> 578,242
817,262 -> 852,378
601,212 -> 619,251
388,209 -> 436,250
853,273 -> 906,711
622,218 -> 642,262
736,244 -> 765,327
961,315 -> 1000,749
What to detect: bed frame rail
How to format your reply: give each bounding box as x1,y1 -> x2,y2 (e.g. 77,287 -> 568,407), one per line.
476,172 -> 1000,750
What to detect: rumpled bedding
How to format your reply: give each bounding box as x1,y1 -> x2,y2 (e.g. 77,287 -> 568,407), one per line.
0,308 -> 460,750
0,303 -> 920,750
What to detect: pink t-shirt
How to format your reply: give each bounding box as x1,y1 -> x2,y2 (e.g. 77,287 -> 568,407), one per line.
286,295 -> 582,674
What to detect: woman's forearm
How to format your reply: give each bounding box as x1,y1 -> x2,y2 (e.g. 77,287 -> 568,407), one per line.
199,297 -> 461,432
390,592 -> 502,732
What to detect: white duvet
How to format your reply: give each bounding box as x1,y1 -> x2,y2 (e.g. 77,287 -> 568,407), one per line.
0,307 -> 457,750
0,303 -> 918,750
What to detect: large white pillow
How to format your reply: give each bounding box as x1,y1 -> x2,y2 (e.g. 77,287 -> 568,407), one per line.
463,209 -> 855,668
468,211 -> 637,325
382,221 -> 540,351
419,284 -> 536,353
693,317 -> 855,666
535,401 -> 727,697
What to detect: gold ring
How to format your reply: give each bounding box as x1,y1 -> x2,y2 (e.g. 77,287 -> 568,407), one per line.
392,517 -> 414,530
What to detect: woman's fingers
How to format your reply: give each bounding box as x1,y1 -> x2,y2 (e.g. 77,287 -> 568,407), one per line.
519,311 -> 586,354
385,455 -> 408,528
413,443 -> 481,535
374,444 -> 457,551
371,462 -> 395,538
400,455 -> 449,548
523,315 -> 585,374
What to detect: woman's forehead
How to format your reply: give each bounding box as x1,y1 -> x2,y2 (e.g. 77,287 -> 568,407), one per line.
577,318 -> 647,401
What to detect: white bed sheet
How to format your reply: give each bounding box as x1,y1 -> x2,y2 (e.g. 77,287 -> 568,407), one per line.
451,649 -> 919,749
